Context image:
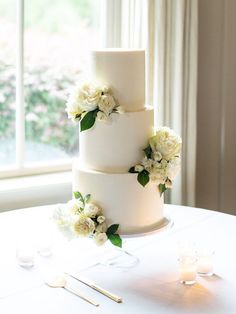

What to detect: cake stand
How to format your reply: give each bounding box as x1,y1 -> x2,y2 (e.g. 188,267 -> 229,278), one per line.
98,216 -> 174,269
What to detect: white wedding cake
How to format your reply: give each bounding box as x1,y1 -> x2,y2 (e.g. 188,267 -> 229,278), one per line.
72,49 -> 164,235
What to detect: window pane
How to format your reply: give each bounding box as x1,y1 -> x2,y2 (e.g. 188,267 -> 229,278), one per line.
24,0 -> 99,162
0,0 -> 16,167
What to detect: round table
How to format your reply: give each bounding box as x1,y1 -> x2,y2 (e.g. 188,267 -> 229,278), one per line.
0,204 -> 235,314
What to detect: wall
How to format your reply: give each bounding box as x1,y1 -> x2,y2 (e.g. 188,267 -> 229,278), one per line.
0,172 -> 72,212
196,0 -> 236,214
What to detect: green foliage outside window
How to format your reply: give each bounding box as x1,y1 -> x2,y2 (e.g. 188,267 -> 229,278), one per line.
0,61 -> 79,155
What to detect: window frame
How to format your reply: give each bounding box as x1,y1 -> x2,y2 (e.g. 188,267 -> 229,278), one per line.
0,0 -> 79,179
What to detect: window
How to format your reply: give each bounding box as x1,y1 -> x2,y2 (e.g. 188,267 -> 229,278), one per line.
0,0 -> 99,178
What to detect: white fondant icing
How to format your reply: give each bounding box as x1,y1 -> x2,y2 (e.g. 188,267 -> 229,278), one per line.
91,49 -> 145,112
79,107 -> 154,173
73,164 -> 164,235
72,49 -> 164,236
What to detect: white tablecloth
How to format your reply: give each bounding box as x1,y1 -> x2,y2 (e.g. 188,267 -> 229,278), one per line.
0,204 -> 236,314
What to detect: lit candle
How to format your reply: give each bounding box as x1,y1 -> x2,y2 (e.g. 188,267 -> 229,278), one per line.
197,252 -> 214,276
178,256 -> 197,285
180,269 -> 196,282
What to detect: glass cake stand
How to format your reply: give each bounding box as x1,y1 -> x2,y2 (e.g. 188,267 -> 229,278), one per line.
98,216 -> 174,269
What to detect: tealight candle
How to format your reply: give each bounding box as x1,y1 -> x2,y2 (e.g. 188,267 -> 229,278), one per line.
197,250 -> 214,276
178,256 -> 197,285
16,244 -> 35,268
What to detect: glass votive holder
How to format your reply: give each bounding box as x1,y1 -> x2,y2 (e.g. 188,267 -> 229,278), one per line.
177,241 -> 197,258
37,236 -> 53,257
178,256 -> 197,285
16,243 -> 35,268
197,249 -> 214,276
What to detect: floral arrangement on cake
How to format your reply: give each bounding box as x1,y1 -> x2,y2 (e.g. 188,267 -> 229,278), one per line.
129,127 -> 182,195
65,82 -> 124,131
53,191 -> 122,248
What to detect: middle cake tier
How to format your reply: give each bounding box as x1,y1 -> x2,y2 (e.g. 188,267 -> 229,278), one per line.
79,107 -> 154,173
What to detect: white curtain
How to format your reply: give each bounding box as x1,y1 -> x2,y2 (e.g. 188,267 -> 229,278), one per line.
99,0 -> 145,47
100,0 -> 198,206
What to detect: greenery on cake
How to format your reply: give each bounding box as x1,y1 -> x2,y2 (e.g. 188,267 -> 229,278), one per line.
65,82 -> 124,131
53,191 -> 122,248
129,127 -> 182,195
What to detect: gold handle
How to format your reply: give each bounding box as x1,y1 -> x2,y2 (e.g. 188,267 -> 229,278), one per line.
64,272 -> 122,303
64,286 -> 99,307
91,284 -> 122,303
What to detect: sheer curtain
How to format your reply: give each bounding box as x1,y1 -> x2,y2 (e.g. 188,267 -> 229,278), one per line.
100,0 -> 198,206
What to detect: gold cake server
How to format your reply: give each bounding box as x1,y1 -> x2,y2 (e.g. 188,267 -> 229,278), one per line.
65,272 -> 122,303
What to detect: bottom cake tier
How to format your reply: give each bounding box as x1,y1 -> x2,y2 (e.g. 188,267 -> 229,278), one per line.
73,163 -> 164,235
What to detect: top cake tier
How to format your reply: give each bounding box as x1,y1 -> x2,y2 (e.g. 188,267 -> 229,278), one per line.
91,49 -> 145,112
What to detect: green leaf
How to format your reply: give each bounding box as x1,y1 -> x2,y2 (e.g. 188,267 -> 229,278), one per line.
84,194 -> 91,203
143,145 -> 152,158
159,184 -> 167,196
137,170 -> 150,187
108,234 -> 122,248
106,224 -> 119,235
80,109 -> 98,132
73,191 -> 84,205
128,166 -> 139,173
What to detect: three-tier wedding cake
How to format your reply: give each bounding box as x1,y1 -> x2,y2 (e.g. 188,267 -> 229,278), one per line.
72,49 -> 164,235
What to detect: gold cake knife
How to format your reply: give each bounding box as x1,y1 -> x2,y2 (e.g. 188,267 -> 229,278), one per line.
65,272 -> 122,303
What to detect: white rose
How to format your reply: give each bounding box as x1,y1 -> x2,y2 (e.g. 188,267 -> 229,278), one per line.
97,111 -> 108,122
53,205 -> 75,240
149,127 -> 182,160
101,85 -> 110,94
74,215 -> 95,237
66,83 -> 101,120
95,222 -> 107,233
93,232 -> 108,246
65,89 -> 83,122
79,83 -> 102,112
135,164 -> 144,172
66,199 -> 83,214
167,157 -> 181,180
98,94 -> 116,116
97,215 -> 106,224
83,203 -> 101,218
